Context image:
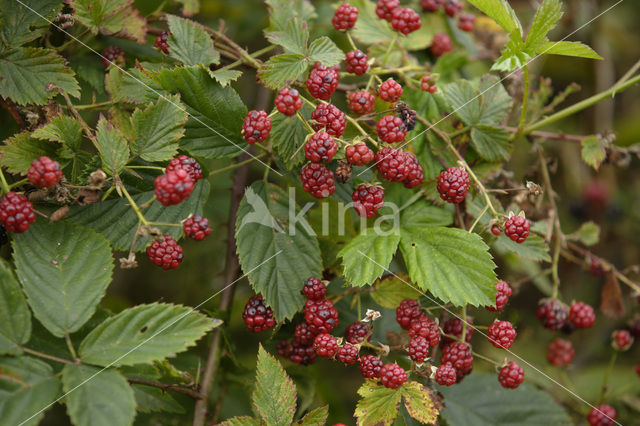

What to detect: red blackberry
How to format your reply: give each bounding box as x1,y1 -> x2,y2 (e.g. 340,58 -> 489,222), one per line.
443,0 -> 462,17
310,103 -> 346,137
379,363 -> 407,389
490,225 -> 501,236
458,13 -> 475,32
146,235 -> 183,270
437,167 -> 470,204
305,132 -> 338,163
487,280 -> 513,312
352,184 -> 385,218
536,299 -> 569,331
420,75 -> 438,93
498,361 -> 524,389
359,354 -> 384,378
166,155 -> 203,183
435,362 -> 457,386
300,163 -> 336,198
332,3 -> 359,30
431,33 -> 453,57
375,0 -> 399,21
302,276 -> 327,301
390,8 -> 421,35
611,329 -> 633,351
396,299 -> 422,330
305,299 -> 339,333
27,156 -> 62,187
546,338 -> 574,366
242,294 -> 276,332
278,339 -> 294,358
487,320 -> 516,349
587,405 -> 616,426
378,79 -> 403,103
504,215 -> 530,243
408,316 -> 441,347
275,88 -> 302,116
376,115 -> 407,143
154,30 -> 170,54
589,256 -> 606,277
290,340 -> 316,365
294,322 -> 317,345
408,336 -> 430,363
440,342 -> 473,378
569,302 -> 596,328
0,192 -> 36,233
375,148 -> 411,182
101,46 -> 125,67
313,333 -> 339,358
420,0 -> 443,12
345,321 -> 371,344
345,142 -> 374,166
347,91 -> 376,115
442,318 -> 474,345
306,63 -> 339,100
242,110 -> 272,144
182,215 -> 210,241
345,49 -> 369,75
154,169 -> 194,206
336,343 -> 359,364
402,152 -> 424,188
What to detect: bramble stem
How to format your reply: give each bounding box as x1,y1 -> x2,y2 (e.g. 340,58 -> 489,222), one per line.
468,204 -> 489,233
209,155 -> 266,177
118,182 -> 149,226
0,168 -> 10,193
515,65 -> 530,139
128,377 -> 203,399
461,307 -> 468,343
65,334 -> 78,360
21,347 -> 74,365
599,351 -> 617,403
8,178 -> 29,189
346,32 -> 358,51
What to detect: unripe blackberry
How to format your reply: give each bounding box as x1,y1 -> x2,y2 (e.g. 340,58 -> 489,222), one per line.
310,103 -> 346,137
402,152 -> 424,188
504,215 -> 530,243
431,33 -> 453,57
536,299 -> 569,331
345,49 -> 369,75
352,184 -> 385,218
458,13 -> 475,32
390,7 -> 421,35
154,30 -> 170,54
305,132 -> 338,163
182,215 -> 210,241
376,115 -> 406,143
408,316 -> 440,347
420,0 -> 443,13
242,110 -> 271,144
295,322 -> 317,345
278,339 -> 294,358
443,0 -> 462,17
587,405 -> 616,426
611,329 -> 633,351
375,147 -> 411,182
290,340 -> 316,365
568,301 -> 596,328
27,156 -> 62,187
166,155 -> 203,183
348,91 -> 376,115
154,169 -> 194,206
437,167 -> 470,203
487,280 -> 513,312
242,294 -> 276,332
440,342 -> 473,378
146,235 -> 183,270
408,336 -> 430,363
442,318 -> 474,345
0,192 -> 36,233
300,163 -> 336,198
378,79 -> 403,103
332,3 -> 359,30
491,225 -> 501,236
306,63 -> 339,100
302,276 -> 327,301
313,333 -> 339,358
305,299 -> 339,334
546,338 -> 574,366
379,363 -> 407,389
435,362 -> 457,386
420,75 -> 438,93
345,321 -> 371,344
275,88 -> 302,116
375,0 -> 399,21
336,343 -> 359,364
487,320 -> 517,349
498,361 -> 524,389
345,142 -> 374,166
101,46 -> 125,67
359,354 -> 384,378
396,299 -> 422,330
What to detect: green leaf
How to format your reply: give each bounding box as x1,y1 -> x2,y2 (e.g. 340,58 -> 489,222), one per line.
442,75 -> 512,127
350,0 -> 395,45
400,381 -> 439,424
235,182 -> 322,320
439,373 -> 571,425
265,0 -> 316,33
175,0 -> 199,16
0,0 -> 61,51
308,37 -> 345,67
470,126 -> 511,161
132,385 -> 185,413
13,221 -> 114,337
62,364 -> 136,426
524,0 -> 563,51
252,345 -> 297,426
0,47 -> 80,106
493,235 -> 551,262
259,53 -> 308,90
32,116 -> 84,151
371,274 -> 422,309
0,259 -> 31,355
70,0 -> 146,43
571,221 -> 600,247
266,18 -> 309,56
131,95 -> 187,162
270,103 -> 312,169
105,65 -> 168,104
78,303 -> 219,367
537,41 -> 602,60
0,356 -> 61,426
399,226 -> 496,306
95,115 -> 129,175
355,380 -> 402,426
338,230 -> 400,287
466,0 -> 521,33
208,69 -> 242,87
492,33 -> 532,72
0,132 -> 60,174
400,202 -> 454,227
298,406 -> 329,425
155,66 -> 247,159
66,180 -> 209,251
219,417 -> 261,426
167,14 -> 219,66
581,135 -> 607,170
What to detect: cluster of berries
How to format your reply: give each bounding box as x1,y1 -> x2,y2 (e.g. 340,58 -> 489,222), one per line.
375,0 -> 421,35
420,0 -> 475,32
101,46 -> 125,68
146,156 -> 211,269
154,30 -> 170,54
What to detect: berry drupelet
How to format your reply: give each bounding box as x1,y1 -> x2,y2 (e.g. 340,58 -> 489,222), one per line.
490,225 -> 501,236
242,295 -> 276,332
166,155 -> 203,183
437,167 -> 470,204
275,88 -> 302,116
0,192 -> 36,233
486,280 -> 513,312
546,338 -> 575,366
352,184 -> 385,218
345,49 -> 369,75
242,110 -> 271,144
300,163 -> 336,198
27,156 -> 62,187
146,235 -> 183,270
154,169 -> 194,206
498,361 -> 524,389
310,103 -> 346,137
305,132 -> 338,163
183,215 -> 211,241
345,142 -> 374,166
332,3 -> 359,30
347,91 -> 376,115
